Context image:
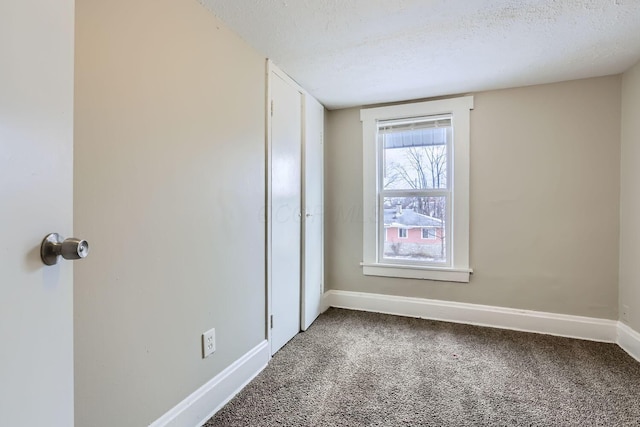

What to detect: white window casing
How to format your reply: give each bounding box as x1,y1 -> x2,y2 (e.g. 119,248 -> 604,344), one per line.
361,96 -> 474,283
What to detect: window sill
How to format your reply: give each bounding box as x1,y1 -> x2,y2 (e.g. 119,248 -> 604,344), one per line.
360,262 -> 472,283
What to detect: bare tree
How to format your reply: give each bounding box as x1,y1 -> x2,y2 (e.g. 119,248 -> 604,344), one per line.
387,144 -> 447,219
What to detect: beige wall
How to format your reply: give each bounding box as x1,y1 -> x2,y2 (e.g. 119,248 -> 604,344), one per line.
620,61 -> 640,332
74,1 -> 265,426
325,76 -> 621,319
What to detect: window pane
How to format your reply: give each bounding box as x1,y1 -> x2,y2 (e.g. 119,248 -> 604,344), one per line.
382,196 -> 447,263
381,119 -> 449,190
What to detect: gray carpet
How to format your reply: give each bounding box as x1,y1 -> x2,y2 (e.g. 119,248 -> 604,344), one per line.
206,308 -> 640,426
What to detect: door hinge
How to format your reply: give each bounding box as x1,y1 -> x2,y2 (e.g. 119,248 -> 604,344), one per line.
270,100 -> 274,116
270,315 -> 274,329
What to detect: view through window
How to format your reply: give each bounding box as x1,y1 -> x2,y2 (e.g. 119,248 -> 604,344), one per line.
378,115 -> 451,265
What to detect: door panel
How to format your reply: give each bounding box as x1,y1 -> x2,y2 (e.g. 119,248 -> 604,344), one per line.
0,0 -> 75,424
270,72 -> 302,355
301,96 -> 324,331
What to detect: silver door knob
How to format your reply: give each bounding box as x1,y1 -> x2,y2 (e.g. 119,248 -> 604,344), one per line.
40,233 -> 89,266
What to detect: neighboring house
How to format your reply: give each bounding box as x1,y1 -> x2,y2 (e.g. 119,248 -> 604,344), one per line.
383,206 -> 445,260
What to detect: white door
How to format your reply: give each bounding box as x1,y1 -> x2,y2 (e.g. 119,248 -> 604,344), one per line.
269,71 -> 302,354
0,0 -> 75,425
301,96 -> 324,331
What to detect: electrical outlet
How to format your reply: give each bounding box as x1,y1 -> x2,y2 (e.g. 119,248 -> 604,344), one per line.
622,305 -> 629,322
202,328 -> 216,358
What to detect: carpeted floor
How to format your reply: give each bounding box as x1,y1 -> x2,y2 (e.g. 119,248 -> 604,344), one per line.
206,308 -> 640,426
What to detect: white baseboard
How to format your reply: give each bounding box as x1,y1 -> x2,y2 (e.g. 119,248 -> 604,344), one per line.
321,291 -> 331,313
149,340 -> 270,427
617,323 -> 640,363
324,290 -> 618,343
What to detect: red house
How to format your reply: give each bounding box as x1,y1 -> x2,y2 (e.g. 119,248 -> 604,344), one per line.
383,206 -> 445,261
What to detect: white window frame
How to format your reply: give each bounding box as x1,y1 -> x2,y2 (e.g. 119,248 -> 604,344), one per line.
421,228 -> 435,239
398,228 -> 408,239
361,96 -> 473,283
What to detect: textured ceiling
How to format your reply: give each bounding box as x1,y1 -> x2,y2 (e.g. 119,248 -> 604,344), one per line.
199,0 -> 640,109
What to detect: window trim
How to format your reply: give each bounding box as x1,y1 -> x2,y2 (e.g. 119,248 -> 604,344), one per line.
398,228 -> 408,239
361,96 -> 473,283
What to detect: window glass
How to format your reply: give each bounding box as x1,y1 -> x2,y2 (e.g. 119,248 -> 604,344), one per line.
381,118 -> 450,191
382,196 -> 447,263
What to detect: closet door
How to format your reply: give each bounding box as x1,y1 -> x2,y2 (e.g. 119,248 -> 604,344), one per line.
301,96 -> 324,331
269,70 -> 302,355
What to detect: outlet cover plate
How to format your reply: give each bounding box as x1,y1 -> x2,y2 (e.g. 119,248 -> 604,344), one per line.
202,328 -> 216,358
